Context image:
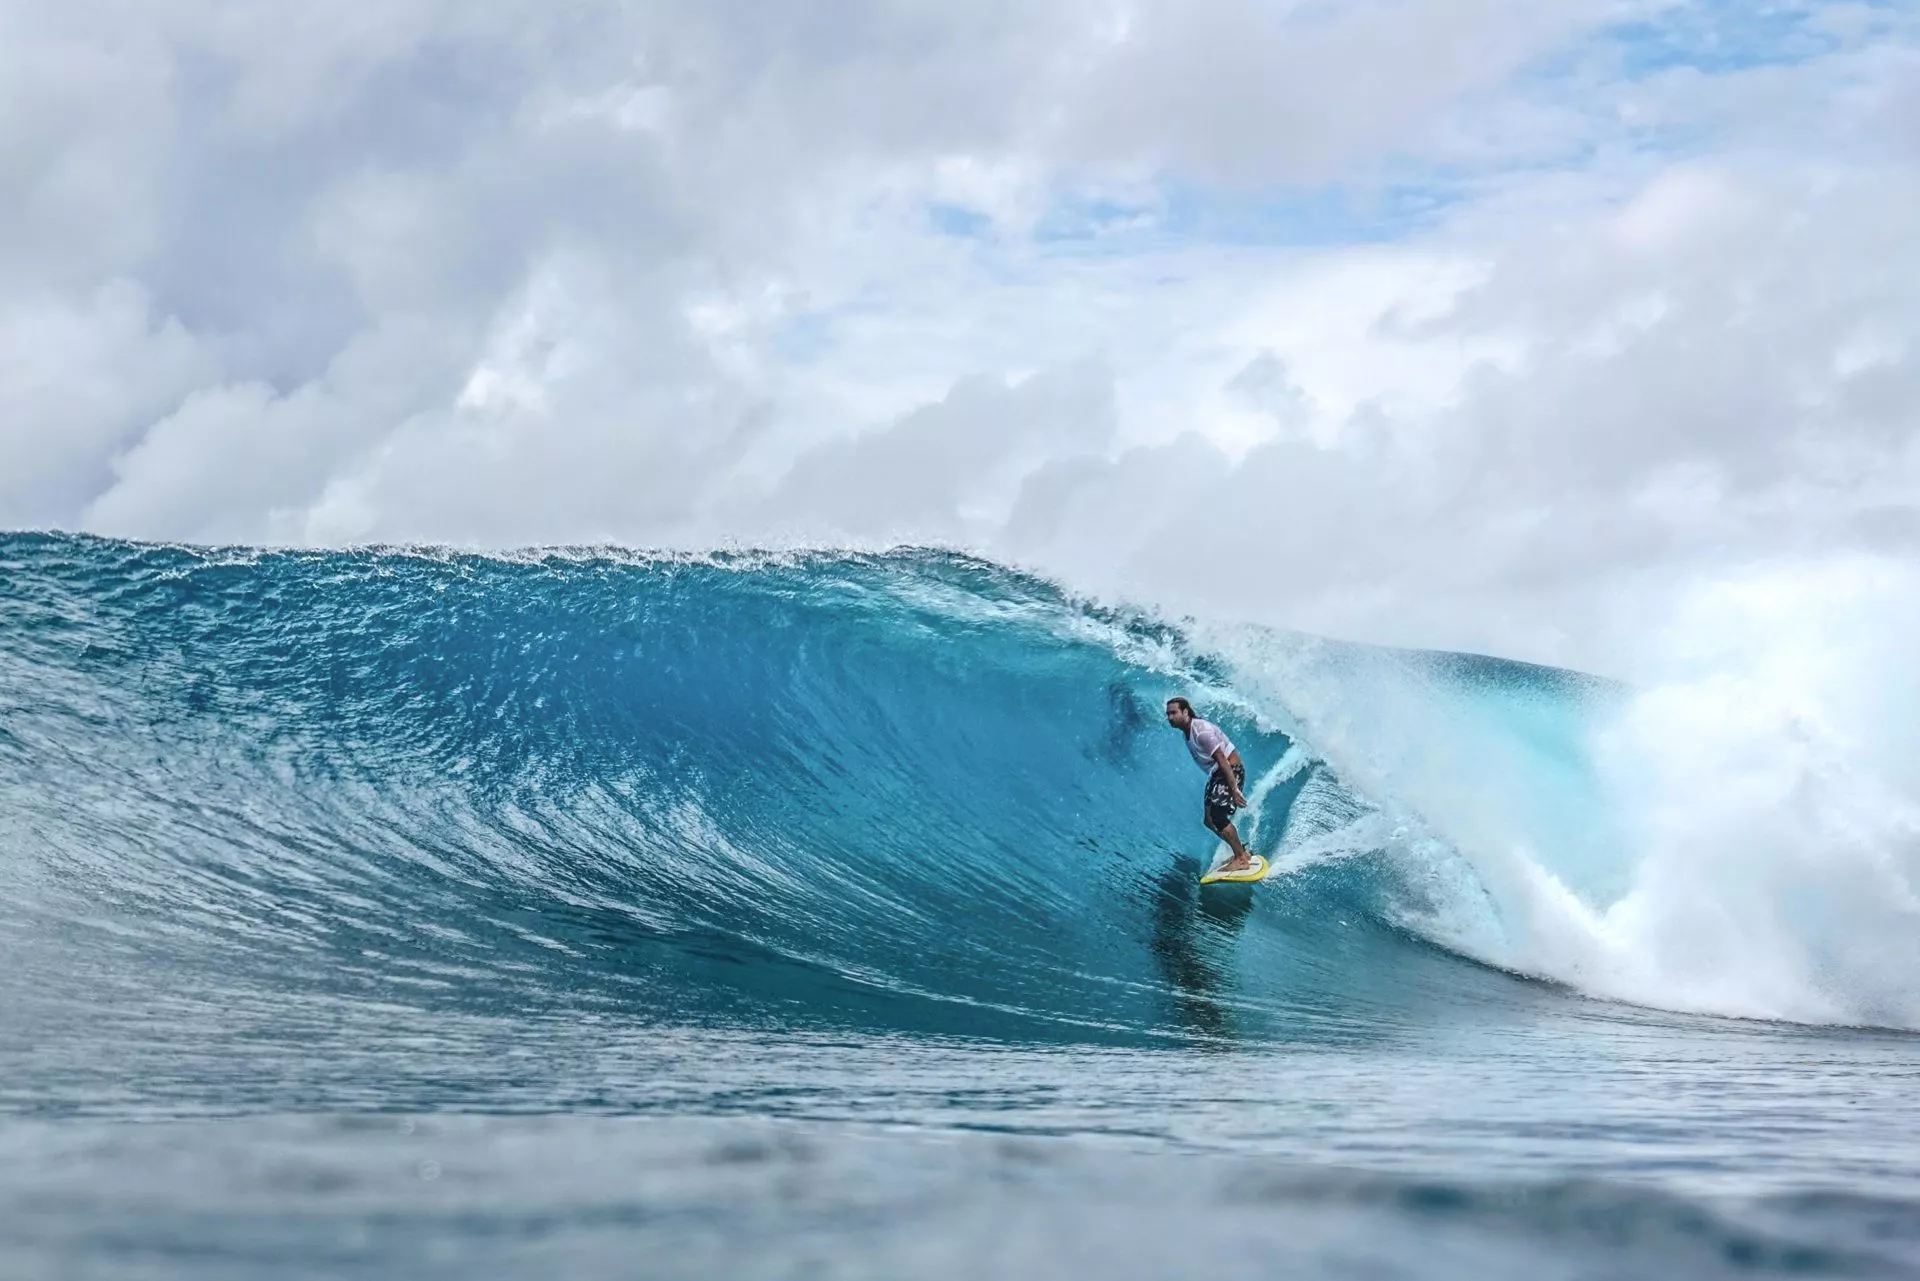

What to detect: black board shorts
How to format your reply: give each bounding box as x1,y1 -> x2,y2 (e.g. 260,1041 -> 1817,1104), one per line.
1204,761 -> 1246,831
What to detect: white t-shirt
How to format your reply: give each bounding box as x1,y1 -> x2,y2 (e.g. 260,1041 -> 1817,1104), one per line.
1185,718 -> 1236,772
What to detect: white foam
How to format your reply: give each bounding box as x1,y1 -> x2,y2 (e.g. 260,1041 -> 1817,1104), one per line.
1209,559 -> 1920,1028
1573,559 -> 1920,1025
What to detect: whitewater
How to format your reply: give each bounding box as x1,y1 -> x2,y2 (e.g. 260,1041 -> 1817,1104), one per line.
4,531 -> 1919,1279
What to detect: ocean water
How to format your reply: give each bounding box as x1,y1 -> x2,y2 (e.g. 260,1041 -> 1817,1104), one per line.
2,531 -> 1917,1279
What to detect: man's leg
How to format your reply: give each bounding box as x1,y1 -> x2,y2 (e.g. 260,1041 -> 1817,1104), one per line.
1205,774 -> 1255,871
1212,818 -> 1254,870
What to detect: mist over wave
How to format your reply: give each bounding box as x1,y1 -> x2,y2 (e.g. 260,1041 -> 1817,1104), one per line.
1214,558 -> 1920,1029
2,531 -> 1916,1045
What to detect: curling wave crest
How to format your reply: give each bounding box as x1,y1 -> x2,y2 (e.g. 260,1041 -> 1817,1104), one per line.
3,532 -> 1916,1040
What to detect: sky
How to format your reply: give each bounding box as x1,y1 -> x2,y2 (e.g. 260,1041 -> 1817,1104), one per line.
5,0 -> 1920,674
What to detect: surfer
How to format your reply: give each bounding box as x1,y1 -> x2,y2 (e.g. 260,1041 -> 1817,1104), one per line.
1164,697 -> 1255,874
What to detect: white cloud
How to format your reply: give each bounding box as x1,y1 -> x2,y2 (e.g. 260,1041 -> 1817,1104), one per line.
765,360 -> 1119,545
1059,0 -> 1641,181
1,0 -> 1917,678
0,282 -> 216,526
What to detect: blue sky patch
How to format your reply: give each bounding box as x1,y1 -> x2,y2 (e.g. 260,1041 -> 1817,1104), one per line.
1028,176 -> 1464,254
928,203 -> 993,239
1604,0 -> 1870,78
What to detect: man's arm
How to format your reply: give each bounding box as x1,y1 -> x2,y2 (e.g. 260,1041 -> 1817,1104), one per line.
1212,747 -> 1248,808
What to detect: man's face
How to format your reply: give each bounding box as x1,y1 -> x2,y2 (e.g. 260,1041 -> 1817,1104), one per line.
1165,703 -> 1190,731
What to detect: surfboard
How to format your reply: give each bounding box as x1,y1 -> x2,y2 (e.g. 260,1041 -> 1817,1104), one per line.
1199,854 -> 1271,885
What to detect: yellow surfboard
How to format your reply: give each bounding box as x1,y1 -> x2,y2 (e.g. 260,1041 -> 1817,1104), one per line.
1199,854 -> 1271,885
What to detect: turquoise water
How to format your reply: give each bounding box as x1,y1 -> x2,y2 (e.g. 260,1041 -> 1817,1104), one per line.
2,532 -> 1917,1278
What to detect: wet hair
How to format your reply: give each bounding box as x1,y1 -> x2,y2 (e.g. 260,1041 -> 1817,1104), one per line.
1165,696 -> 1193,715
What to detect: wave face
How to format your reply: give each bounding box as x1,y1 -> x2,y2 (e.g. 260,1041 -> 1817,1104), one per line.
2,532 -> 1916,1048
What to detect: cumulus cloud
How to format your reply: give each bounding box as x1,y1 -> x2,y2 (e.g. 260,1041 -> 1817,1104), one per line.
990,156 -> 1920,661
2,0 -> 1918,674
1059,0 -> 1634,181
764,360 -> 1119,545
0,282 -> 215,526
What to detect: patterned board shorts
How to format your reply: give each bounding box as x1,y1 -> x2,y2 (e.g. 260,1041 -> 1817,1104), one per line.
1204,761 -> 1247,831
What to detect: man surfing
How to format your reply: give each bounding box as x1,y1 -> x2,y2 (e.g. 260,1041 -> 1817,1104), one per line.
1164,697 -> 1260,878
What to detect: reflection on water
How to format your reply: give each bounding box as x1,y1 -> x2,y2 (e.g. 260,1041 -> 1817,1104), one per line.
1148,857 -> 1254,1042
